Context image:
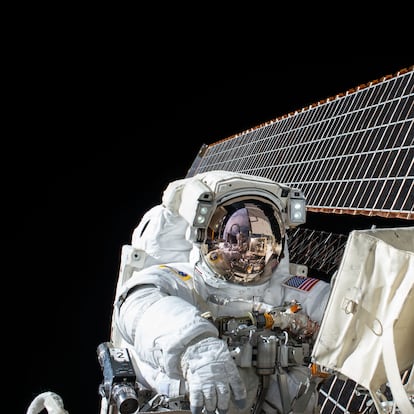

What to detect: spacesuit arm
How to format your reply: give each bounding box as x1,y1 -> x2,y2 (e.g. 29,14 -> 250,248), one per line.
116,283 -> 219,379
114,270 -> 247,413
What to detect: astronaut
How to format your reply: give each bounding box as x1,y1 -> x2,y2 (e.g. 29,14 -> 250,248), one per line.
108,170 -> 332,414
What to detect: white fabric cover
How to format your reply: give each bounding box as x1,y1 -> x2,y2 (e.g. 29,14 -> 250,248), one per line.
312,226 -> 414,414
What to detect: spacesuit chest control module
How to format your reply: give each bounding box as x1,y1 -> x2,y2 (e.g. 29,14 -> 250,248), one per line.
98,170 -> 332,414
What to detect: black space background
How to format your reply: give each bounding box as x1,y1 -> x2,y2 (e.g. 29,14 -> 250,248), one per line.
8,59 -> 413,413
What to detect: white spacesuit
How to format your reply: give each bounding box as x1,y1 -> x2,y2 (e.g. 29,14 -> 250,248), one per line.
107,170 -> 332,414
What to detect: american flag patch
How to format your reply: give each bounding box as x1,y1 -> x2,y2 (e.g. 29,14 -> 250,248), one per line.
282,275 -> 320,292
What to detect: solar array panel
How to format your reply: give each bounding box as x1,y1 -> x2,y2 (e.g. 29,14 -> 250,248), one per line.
187,66 -> 414,220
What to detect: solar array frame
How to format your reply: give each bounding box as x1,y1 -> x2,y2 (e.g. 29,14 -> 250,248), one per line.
187,66 -> 414,220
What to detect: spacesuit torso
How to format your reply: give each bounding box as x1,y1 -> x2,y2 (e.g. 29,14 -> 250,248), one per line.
112,255 -> 329,413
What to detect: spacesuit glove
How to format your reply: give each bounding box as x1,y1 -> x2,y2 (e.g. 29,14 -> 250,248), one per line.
181,336 -> 247,414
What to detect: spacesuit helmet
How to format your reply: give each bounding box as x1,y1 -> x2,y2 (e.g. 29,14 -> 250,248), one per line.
200,195 -> 285,286
162,170 -> 305,286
